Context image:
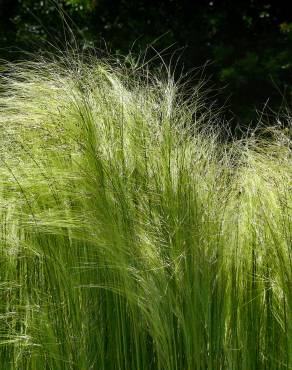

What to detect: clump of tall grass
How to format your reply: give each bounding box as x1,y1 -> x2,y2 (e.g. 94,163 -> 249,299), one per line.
0,55 -> 291,370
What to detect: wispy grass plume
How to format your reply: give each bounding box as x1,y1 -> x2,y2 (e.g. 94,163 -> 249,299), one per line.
0,55 -> 291,369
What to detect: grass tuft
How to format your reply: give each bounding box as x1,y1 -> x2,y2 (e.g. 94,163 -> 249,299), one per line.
0,55 -> 291,369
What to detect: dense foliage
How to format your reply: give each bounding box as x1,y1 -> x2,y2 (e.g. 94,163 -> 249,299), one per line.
1,0 -> 292,125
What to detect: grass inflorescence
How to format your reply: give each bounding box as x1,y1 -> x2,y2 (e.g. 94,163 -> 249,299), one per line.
0,55 -> 291,369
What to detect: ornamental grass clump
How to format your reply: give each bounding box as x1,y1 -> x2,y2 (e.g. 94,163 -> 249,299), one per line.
0,56 -> 291,369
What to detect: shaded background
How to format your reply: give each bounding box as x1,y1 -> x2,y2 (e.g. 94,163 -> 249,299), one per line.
1,0 -> 292,129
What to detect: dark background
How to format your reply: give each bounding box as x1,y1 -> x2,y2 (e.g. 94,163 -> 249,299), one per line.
1,0 -> 292,129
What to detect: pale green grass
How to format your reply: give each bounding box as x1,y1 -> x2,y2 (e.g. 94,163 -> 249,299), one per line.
0,57 -> 291,369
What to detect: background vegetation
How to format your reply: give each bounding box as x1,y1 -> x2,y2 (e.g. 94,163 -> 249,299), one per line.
1,0 -> 292,127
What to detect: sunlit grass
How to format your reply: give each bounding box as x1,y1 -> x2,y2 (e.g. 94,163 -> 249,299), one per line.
0,56 -> 291,369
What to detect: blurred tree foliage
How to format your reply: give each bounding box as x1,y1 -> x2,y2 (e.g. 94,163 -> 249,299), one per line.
1,0 -> 292,125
